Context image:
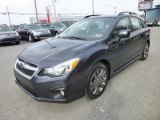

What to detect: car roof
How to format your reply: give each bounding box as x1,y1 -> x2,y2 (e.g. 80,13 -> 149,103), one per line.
84,12 -> 142,20
84,15 -> 117,19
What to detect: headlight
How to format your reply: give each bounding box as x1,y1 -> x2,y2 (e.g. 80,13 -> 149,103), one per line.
47,30 -> 51,34
15,32 -> 19,36
32,30 -> 41,35
42,58 -> 80,77
0,35 -> 4,38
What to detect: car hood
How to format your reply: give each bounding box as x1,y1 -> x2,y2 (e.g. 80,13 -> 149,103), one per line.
32,29 -> 48,33
18,38 -> 96,68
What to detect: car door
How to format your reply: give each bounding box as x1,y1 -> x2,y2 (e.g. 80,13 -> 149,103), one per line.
23,25 -> 29,38
19,25 -> 27,38
17,25 -> 24,37
107,17 -> 133,72
129,17 -> 147,57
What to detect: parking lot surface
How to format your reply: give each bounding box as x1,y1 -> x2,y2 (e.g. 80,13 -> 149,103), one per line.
0,27 -> 160,120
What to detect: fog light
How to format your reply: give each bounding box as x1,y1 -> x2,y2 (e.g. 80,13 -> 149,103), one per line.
50,87 -> 65,99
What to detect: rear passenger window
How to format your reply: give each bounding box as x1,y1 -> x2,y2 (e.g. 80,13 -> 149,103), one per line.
130,17 -> 141,31
111,17 -> 131,40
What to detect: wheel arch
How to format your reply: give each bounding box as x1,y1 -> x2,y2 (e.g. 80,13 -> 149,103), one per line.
147,40 -> 150,47
96,59 -> 111,80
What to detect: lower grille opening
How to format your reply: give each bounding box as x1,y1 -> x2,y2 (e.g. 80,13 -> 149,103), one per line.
17,79 -> 38,97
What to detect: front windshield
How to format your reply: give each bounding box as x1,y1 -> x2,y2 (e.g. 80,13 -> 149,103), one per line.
59,17 -> 115,40
0,25 -> 12,32
28,24 -> 42,30
51,22 -> 65,28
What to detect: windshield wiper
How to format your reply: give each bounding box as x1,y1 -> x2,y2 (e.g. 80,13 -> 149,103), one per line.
60,36 -> 86,40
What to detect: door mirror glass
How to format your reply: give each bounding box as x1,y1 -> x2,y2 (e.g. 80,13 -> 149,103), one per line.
118,30 -> 130,38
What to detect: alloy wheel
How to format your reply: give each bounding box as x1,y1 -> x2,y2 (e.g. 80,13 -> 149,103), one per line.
90,68 -> 107,95
29,35 -> 32,42
143,43 -> 149,59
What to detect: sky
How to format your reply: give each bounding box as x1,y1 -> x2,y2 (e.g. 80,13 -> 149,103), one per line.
0,0 -> 160,25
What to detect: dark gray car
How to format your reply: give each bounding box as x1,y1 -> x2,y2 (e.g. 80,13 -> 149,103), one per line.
43,22 -> 66,37
14,12 -> 150,103
17,24 -> 51,42
0,24 -> 20,44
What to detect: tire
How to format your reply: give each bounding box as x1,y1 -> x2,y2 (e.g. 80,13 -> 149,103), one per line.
55,31 -> 58,36
28,34 -> 34,42
19,36 -> 22,40
140,42 -> 149,61
85,62 -> 108,99
15,41 -> 20,45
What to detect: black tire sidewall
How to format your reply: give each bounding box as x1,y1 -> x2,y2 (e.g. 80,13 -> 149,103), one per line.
140,42 -> 149,60
16,41 -> 20,44
29,34 -> 34,42
85,62 -> 108,99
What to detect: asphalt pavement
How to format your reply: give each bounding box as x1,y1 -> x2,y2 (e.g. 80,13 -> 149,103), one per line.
0,27 -> 160,120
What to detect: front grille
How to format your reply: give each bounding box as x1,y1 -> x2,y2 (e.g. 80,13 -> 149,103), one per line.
16,63 -> 35,76
1,37 -> 18,41
16,59 -> 38,77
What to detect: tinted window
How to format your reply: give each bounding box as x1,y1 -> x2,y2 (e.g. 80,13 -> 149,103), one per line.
130,17 -> 141,31
59,18 -> 116,40
111,17 -> 131,40
0,25 -> 12,32
24,25 -> 28,29
45,24 -> 54,29
51,22 -> 66,28
28,24 -> 42,30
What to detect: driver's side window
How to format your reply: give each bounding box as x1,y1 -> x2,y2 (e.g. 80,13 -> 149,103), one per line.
111,18 -> 131,40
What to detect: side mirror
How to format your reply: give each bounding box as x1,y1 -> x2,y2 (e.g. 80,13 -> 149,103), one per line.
118,30 -> 130,38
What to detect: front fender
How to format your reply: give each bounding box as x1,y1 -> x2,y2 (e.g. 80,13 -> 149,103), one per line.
77,44 -> 110,78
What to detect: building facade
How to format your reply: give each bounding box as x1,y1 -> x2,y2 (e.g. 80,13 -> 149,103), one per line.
146,5 -> 160,22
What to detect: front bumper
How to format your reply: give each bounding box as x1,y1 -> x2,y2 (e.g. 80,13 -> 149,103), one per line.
0,36 -> 20,43
34,33 -> 51,40
14,65 -> 86,103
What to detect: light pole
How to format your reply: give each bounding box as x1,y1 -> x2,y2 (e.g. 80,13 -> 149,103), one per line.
114,6 -> 117,15
34,0 -> 39,23
46,6 -> 51,23
92,0 -> 95,15
52,0 -> 57,22
6,6 -> 11,26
